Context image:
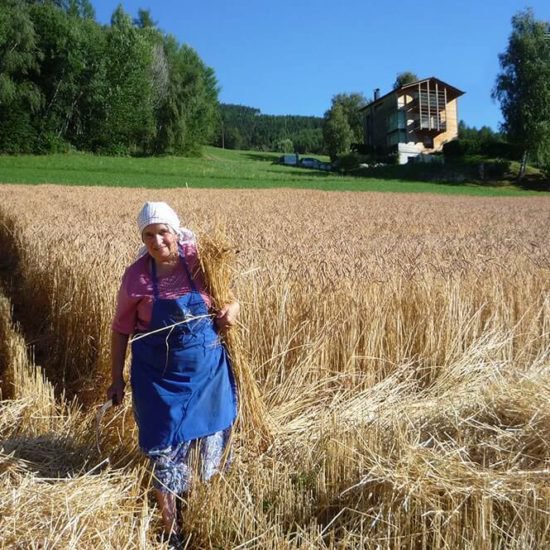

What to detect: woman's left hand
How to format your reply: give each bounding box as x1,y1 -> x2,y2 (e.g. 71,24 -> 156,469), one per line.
215,301 -> 240,330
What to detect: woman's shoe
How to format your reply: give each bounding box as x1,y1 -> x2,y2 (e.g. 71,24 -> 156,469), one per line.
158,531 -> 184,550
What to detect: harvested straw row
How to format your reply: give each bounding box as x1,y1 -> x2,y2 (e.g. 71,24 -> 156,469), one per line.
0,448 -> 153,549
0,286 -> 159,549
0,289 -> 58,430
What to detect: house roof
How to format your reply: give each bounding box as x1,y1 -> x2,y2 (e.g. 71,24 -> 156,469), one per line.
359,77 -> 465,111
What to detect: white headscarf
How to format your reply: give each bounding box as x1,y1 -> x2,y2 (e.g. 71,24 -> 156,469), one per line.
136,201 -> 195,258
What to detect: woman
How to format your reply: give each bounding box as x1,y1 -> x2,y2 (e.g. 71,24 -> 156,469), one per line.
107,201 -> 239,541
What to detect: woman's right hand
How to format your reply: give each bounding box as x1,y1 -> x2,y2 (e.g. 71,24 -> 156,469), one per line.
107,379 -> 126,406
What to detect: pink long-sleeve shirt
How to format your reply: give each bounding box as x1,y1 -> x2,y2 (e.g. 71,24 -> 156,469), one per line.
112,242 -> 212,335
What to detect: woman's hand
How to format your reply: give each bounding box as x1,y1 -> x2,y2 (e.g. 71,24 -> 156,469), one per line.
107,379 -> 126,406
215,301 -> 240,330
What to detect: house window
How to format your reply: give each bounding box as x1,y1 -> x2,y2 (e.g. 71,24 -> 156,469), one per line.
387,111 -> 406,132
387,130 -> 407,146
365,114 -> 372,145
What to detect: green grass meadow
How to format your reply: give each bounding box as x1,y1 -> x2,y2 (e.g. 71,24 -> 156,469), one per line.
0,146 -> 547,196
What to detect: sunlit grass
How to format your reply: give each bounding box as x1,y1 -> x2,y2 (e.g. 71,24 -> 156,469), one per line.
0,146 -> 546,195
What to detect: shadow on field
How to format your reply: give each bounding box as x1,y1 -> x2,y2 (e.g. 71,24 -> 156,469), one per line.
348,163 -> 550,191
2,435 -> 96,477
263,168 -> 333,179
0,210 -> 104,406
348,164 -> 472,185
0,214 -> 65,395
242,152 -> 279,163
517,174 -> 550,192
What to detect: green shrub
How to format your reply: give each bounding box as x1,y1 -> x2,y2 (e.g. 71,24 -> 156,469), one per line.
484,159 -> 511,178
443,140 -> 465,157
36,133 -> 74,154
379,152 -> 399,165
445,138 -> 522,161
481,141 -> 522,160
273,138 -> 294,154
0,107 -> 38,154
94,142 -> 136,156
443,139 -> 484,157
338,152 -> 361,171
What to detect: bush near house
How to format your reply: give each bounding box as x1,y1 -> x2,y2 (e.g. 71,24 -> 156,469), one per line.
443,139 -> 522,160
342,152 -> 549,189
341,146 -> 400,170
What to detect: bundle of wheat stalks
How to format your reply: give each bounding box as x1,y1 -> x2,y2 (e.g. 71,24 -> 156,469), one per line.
198,230 -> 274,449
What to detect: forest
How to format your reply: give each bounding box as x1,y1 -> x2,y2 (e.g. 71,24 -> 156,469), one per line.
0,0 -> 219,155
0,1 -> 325,156
214,104 -> 324,154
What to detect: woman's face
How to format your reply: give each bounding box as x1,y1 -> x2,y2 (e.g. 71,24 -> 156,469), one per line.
142,223 -> 178,263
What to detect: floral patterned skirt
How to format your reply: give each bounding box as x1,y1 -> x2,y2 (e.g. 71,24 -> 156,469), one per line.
147,428 -> 232,494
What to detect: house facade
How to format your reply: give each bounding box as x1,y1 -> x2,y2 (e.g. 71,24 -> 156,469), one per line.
360,77 -> 465,164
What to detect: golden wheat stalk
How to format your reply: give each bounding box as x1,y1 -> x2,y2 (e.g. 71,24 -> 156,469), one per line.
197,230 -> 274,448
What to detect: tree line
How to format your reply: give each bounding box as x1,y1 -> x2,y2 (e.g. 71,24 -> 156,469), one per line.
0,0 -> 218,155
213,104 -> 324,154
2,3 -> 547,173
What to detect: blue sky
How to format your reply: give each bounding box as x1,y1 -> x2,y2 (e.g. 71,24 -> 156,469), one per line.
94,1 -> 550,130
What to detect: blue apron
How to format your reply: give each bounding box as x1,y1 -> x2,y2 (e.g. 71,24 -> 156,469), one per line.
130,249 -> 237,453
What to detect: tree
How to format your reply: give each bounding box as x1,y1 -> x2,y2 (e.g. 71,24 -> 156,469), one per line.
65,0 -> 95,19
213,104 -> 324,152
393,71 -> 418,89
0,3 -> 220,156
458,121 -> 502,143
0,1 -> 43,152
323,103 -> 353,160
222,126 -> 243,150
274,137 -> 294,153
99,5 -> 156,152
134,8 -> 157,29
493,9 -> 550,179
154,38 -> 219,155
322,93 -> 368,158
23,0 -> 95,18
27,1 -> 107,151
326,93 -> 368,143
293,128 -> 323,154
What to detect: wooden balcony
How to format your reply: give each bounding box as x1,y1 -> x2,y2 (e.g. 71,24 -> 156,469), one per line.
412,116 -> 447,133
401,80 -> 449,134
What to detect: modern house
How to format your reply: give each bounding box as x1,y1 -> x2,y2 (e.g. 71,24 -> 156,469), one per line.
359,77 -> 465,164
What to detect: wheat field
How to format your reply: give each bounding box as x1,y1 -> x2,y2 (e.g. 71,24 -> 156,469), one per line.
0,184 -> 549,549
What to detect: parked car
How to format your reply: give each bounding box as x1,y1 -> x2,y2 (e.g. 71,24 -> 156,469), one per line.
278,154 -> 299,166
300,157 -> 320,169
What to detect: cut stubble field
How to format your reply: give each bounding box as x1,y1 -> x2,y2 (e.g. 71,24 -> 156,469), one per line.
0,184 -> 549,548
